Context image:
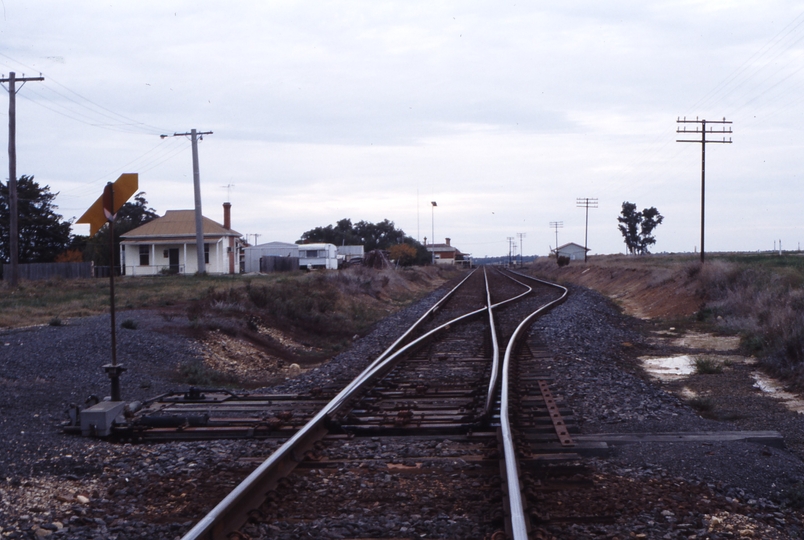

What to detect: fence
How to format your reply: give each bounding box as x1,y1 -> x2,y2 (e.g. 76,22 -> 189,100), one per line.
260,256 -> 300,273
3,262 -> 94,281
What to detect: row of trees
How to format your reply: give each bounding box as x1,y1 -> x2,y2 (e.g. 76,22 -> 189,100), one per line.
299,218 -> 429,265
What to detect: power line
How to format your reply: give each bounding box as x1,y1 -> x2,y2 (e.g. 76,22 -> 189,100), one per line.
0,52 -> 171,135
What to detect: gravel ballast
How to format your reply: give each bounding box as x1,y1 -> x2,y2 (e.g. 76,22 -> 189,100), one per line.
1,279 -> 804,539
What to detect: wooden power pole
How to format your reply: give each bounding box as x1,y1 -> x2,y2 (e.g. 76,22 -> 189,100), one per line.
676,117 -> 732,263
1,72 -> 44,286
161,129 -> 213,275
576,197 -> 598,263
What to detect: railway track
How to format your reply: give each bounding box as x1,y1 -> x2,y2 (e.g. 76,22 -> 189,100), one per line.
174,267 -> 581,539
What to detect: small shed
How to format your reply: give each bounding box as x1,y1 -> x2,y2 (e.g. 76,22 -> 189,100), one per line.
337,245 -> 364,264
244,242 -> 299,273
555,242 -> 589,261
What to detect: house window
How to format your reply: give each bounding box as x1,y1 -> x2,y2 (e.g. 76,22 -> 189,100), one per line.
204,243 -> 210,264
305,249 -> 318,258
139,245 -> 149,266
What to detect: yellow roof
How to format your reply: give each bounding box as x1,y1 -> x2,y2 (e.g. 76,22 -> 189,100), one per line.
120,210 -> 241,242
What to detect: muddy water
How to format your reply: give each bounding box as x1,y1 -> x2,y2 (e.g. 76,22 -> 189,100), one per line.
643,330 -> 804,414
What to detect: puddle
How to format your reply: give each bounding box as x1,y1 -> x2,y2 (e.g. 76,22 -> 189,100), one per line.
641,355 -> 697,381
752,372 -> 804,414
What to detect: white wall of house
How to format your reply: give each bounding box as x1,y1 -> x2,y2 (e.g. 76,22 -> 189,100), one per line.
122,239 -> 229,275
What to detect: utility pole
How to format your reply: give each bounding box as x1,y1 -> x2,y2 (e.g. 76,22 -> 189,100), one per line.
549,221 -> 563,255
1,72 -> 44,287
517,232 -> 526,267
161,129 -> 213,274
576,198 -> 598,263
507,236 -> 514,267
676,117 -> 732,263
431,201 -> 437,265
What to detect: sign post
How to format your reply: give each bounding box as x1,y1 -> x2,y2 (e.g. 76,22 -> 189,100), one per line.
77,173 -> 138,402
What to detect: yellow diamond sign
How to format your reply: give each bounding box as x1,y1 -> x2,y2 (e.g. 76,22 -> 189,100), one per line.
77,173 -> 138,236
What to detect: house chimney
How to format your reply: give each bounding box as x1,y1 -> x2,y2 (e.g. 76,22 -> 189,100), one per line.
445,237 -> 451,246
223,202 -> 231,230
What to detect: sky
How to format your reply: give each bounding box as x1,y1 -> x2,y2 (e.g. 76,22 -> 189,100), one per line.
2,1 -> 804,258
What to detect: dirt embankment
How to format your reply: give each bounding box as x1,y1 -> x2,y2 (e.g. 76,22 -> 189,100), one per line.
529,255 -> 703,320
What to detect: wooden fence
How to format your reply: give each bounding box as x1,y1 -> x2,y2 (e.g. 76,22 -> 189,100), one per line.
2,262 -> 94,280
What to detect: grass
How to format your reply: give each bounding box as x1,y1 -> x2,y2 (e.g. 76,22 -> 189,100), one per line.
0,274 -> 276,328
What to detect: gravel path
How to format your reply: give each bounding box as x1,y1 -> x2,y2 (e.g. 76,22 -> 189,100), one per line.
1,279 -> 804,539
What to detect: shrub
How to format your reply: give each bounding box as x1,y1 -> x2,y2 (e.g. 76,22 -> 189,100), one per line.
687,396 -> 715,413
121,319 -> 138,330
694,357 -> 723,374
48,317 -> 63,327
177,360 -> 239,387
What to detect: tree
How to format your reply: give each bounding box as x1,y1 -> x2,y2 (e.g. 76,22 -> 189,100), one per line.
617,202 -> 641,255
638,206 -> 664,254
0,175 -> 72,264
389,243 -> 417,266
617,201 -> 664,255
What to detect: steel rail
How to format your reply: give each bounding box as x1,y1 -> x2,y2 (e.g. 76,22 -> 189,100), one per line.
499,270 -> 568,539
181,270 -> 486,540
482,267 -> 534,419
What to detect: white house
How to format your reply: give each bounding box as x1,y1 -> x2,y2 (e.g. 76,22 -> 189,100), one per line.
555,242 -> 590,261
120,204 -> 242,276
243,242 -> 299,273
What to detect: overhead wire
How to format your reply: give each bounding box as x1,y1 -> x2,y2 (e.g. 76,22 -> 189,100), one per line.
0,52 -> 172,135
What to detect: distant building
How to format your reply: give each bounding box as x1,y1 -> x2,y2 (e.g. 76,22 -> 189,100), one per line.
120,204 -> 241,276
555,242 -> 589,261
425,237 -> 472,268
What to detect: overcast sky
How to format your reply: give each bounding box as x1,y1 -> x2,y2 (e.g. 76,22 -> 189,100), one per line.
2,1 -> 804,258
